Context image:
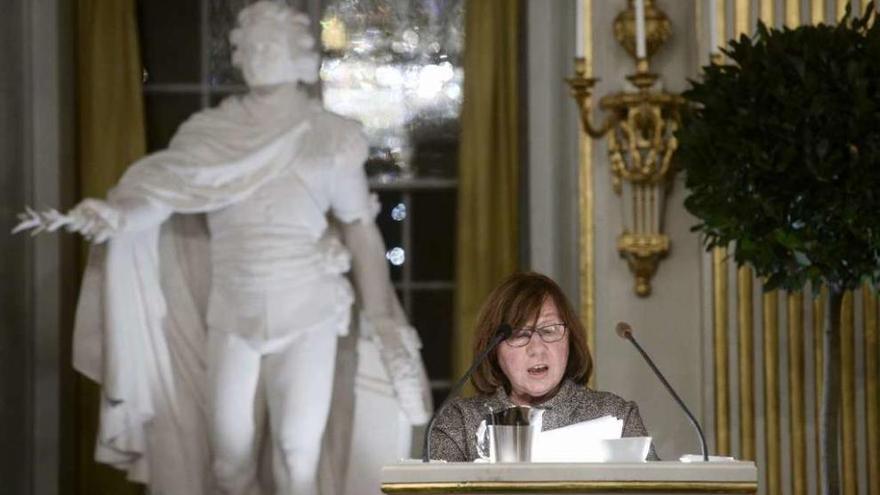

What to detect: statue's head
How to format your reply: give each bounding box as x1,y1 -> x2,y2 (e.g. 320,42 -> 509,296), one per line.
230,1 -> 319,87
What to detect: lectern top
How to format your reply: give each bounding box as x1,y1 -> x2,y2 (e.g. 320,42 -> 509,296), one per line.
381,461 -> 758,494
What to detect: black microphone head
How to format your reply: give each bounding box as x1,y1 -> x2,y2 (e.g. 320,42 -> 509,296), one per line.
496,323 -> 513,340
615,321 -> 633,339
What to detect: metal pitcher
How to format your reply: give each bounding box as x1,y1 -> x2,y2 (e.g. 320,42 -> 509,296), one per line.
476,406 -> 545,462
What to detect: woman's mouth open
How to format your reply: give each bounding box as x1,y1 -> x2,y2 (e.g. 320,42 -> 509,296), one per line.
528,364 -> 549,376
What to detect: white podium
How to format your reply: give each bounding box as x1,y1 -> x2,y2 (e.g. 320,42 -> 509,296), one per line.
381,461 -> 758,494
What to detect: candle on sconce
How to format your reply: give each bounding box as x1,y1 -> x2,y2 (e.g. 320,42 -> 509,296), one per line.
576,0 -> 584,57
635,0 -> 646,59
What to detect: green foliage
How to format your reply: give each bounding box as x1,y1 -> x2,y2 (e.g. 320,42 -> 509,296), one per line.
677,5 -> 880,291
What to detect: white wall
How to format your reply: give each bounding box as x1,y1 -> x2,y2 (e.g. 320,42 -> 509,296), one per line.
525,0 -> 581,303
526,0 -> 710,460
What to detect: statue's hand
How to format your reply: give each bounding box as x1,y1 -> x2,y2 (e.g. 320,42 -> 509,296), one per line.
16,205 -> 97,237
370,317 -> 432,425
12,200 -> 122,242
64,199 -> 122,243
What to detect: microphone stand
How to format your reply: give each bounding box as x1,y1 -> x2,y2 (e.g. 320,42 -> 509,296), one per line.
421,324 -> 512,463
617,322 -> 710,462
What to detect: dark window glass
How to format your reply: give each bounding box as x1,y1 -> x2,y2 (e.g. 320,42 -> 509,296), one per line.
143,94 -> 202,151
411,189 -> 455,281
138,0 -> 201,84
411,288 -> 453,378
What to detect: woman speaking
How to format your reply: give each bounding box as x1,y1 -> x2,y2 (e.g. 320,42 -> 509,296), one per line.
430,272 -> 659,461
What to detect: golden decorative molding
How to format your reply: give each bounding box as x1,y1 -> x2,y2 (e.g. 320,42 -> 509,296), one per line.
837,0 -> 849,20
760,0 -> 774,26
578,0 -> 595,388
737,267 -> 754,460
735,0 -> 750,37
811,0 -> 825,24
864,285 -> 879,495
612,0 -> 671,60
715,0 -> 727,56
568,0 -> 684,297
787,293 -> 806,495
763,290 -> 781,495
813,286 -> 826,491
713,247 -> 730,455
381,480 -> 759,494
785,0 -> 801,27
842,291 -> 858,495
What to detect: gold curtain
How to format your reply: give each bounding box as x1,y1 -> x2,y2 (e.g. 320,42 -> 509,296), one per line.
75,0 -> 146,493
453,0 -> 521,380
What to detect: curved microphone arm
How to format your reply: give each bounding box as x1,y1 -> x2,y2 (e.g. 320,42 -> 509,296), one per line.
616,322 -> 709,462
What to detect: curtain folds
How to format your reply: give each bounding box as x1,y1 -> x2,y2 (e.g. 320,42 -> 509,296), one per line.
454,0 -> 522,381
75,0 -> 146,493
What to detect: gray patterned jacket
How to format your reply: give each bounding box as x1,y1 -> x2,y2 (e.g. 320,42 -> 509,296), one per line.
429,379 -> 659,461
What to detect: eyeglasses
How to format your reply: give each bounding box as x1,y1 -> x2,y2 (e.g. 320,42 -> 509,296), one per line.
504,323 -> 568,347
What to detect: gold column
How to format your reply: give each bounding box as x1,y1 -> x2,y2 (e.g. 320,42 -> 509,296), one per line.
842,292 -> 858,495
812,0 -> 826,24
716,0 -> 727,58
760,0 -> 774,25
864,285 -> 879,495
764,290 -> 781,495
735,0 -> 750,37
578,0 -> 595,387
837,0 -> 849,20
787,293 -> 806,495
813,287 -> 826,490
738,267 -> 755,459
786,0 -> 801,27
730,0 -> 753,463
713,248 -> 730,456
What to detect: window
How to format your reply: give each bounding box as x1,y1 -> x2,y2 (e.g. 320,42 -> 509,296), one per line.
139,0 -> 462,405
319,0 -> 462,404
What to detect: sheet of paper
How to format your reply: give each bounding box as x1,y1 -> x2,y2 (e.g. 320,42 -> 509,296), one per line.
532,415 -> 626,462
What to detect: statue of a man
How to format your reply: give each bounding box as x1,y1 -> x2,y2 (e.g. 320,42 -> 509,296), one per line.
18,2 -> 431,494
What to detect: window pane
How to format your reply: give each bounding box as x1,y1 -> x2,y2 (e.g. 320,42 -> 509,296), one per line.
138,0 -> 201,84
411,190 -> 455,281
411,288 -> 453,383
320,0 -> 464,180
143,94 -> 202,152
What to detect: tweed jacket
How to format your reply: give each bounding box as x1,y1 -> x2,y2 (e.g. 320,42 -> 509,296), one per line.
429,379 -> 659,461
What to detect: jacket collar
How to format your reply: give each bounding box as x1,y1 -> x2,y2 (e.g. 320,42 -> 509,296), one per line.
488,378 -> 580,411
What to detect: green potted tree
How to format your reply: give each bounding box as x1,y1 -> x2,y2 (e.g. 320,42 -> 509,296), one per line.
676,5 -> 880,494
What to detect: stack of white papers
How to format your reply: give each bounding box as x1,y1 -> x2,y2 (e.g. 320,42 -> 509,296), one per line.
532,415 -> 651,462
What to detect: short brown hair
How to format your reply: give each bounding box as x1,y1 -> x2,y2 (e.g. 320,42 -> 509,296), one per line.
470,272 -> 592,395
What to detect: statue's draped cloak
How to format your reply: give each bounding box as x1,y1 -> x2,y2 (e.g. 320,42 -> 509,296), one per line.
72,85 -> 388,494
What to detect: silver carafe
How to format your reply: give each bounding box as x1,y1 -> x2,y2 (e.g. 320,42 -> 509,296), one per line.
477,406 -> 545,462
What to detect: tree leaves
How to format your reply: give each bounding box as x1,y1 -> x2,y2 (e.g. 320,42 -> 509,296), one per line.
677,7 -> 880,292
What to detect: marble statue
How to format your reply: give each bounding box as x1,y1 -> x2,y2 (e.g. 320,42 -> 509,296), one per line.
15,2 -> 431,494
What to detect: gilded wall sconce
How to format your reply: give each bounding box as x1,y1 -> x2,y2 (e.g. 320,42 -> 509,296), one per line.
567,0 -> 684,297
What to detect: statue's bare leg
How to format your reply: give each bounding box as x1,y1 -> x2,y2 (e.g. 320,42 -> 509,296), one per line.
208,330 -> 265,495
262,329 -> 338,495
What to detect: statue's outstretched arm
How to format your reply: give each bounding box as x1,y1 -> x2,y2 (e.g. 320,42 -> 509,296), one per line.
341,218 -> 431,425
12,195 -> 172,243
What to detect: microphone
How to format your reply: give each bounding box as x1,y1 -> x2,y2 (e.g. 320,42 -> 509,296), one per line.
422,323 -> 513,462
615,321 -> 709,462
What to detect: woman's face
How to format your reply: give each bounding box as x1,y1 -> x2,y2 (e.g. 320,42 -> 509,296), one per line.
497,298 -> 569,406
